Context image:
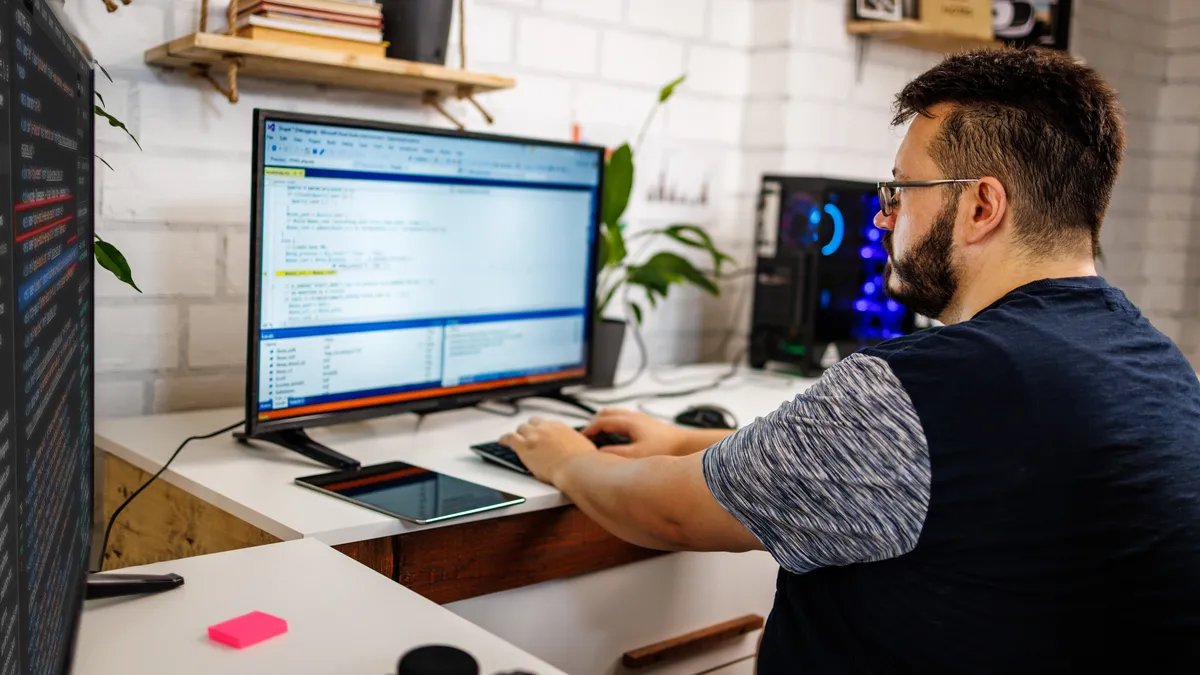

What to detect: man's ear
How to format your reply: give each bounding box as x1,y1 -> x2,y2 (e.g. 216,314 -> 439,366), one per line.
963,177 -> 1007,245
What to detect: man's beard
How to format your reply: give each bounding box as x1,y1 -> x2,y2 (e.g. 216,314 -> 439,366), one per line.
882,200 -> 960,321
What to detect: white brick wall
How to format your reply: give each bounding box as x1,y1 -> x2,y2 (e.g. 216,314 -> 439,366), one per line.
600,30 -> 687,85
627,0 -> 708,39
187,304 -> 249,369
73,0 -> 1200,417
516,16 -> 599,75
95,304 -> 181,373
1072,0 -> 1200,352
541,0 -> 624,23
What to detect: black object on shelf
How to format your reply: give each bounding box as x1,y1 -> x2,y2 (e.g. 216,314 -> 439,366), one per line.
234,428 -> 362,471
397,645 -> 479,675
381,0 -> 455,64
85,573 -> 185,600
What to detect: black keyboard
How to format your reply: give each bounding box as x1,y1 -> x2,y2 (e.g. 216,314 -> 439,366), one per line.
471,427 -> 631,475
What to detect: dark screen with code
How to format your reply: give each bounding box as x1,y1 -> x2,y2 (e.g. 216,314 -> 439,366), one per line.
0,1 -> 93,674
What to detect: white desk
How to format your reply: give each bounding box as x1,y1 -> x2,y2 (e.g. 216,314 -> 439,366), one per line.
95,365 -> 810,546
74,539 -> 566,675
93,365 -> 809,675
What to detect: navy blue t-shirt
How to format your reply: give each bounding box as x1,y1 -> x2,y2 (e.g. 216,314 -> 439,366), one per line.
704,276 -> 1200,672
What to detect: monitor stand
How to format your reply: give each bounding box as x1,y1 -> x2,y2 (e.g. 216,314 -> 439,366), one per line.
517,390 -> 598,417
85,572 -> 184,600
234,428 -> 362,471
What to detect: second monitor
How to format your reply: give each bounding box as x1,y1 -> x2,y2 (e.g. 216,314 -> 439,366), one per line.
243,111 -> 605,467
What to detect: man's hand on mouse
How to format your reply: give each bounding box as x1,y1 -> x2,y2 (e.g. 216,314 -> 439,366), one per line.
499,418 -> 597,484
581,409 -> 694,459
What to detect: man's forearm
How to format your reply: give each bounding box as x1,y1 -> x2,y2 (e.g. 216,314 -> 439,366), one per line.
553,452 -> 691,550
676,429 -> 737,456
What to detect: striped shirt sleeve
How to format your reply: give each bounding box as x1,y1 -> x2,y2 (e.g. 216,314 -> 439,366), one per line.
702,353 -> 931,575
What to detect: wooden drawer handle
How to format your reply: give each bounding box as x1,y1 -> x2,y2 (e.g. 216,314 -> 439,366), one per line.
622,614 -> 765,669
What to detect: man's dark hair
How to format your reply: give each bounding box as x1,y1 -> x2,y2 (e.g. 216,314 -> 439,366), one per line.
893,48 -> 1125,256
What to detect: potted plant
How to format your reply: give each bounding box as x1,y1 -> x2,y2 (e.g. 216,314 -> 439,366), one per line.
48,0 -> 141,292
591,75 -> 735,388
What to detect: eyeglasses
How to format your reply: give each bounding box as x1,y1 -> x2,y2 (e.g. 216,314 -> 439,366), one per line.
876,179 -> 981,217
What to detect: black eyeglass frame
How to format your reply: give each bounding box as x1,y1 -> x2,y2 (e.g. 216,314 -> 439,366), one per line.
876,179 -> 981,217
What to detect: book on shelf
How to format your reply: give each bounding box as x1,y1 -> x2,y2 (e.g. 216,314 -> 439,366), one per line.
246,12 -> 381,35
235,0 -> 381,19
236,25 -> 387,57
235,13 -> 383,43
238,6 -> 383,27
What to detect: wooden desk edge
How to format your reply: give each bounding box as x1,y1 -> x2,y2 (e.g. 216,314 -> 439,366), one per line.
100,451 -> 664,604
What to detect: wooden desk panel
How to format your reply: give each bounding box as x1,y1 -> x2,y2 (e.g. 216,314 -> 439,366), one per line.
100,453 -> 282,570
102,452 -> 663,602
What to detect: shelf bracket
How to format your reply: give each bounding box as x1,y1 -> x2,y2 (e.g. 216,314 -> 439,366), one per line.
456,86 -> 494,125
423,91 -> 465,130
192,56 -> 244,104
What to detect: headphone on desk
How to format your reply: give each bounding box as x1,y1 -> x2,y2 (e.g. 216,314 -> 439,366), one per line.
397,646 -> 534,675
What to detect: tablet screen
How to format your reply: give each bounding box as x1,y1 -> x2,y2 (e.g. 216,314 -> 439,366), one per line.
297,462 -> 525,524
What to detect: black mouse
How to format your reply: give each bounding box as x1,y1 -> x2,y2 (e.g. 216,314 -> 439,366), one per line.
674,405 -> 738,430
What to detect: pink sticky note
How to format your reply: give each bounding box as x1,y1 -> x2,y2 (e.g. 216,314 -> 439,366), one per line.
208,611 -> 288,649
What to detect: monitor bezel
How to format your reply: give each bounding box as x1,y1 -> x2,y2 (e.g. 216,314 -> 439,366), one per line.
245,109 -> 606,437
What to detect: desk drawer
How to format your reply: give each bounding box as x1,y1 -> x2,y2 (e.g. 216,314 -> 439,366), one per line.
446,550 -> 777,675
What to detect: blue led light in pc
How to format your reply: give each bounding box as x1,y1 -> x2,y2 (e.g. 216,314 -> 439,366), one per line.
864,281 -> 877,294
809,207 -> 822,225
821,203 -> 844,256
867,228 -> 881,242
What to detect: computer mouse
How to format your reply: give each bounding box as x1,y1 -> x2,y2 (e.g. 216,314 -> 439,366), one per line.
674,405 -> 738,430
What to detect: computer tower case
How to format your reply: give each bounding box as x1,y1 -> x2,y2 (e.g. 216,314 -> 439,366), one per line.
749,175 -> 921,376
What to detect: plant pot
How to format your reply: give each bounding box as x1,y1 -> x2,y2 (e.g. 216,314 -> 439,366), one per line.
590,319 -> 626,389
380,0 -> 454,65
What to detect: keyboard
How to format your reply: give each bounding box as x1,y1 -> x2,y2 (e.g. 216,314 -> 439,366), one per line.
470,427 -> 631,475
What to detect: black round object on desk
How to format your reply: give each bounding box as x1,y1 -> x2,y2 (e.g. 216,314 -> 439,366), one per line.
397,645 -> 479,675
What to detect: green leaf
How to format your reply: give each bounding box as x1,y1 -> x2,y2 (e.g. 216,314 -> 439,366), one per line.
629,302 -> 644,326
659,224 -> 735,276
94,238 -> 141,293
96,155 -> 113,171
95,60 -> 114,83
94,105 -> 142,151
658,74 -> 686,103
597,282 -> 620,318
603,222 -> 627,268
602,144 -> 634,232
626,252 -> 720,302
95,91 -> 105,107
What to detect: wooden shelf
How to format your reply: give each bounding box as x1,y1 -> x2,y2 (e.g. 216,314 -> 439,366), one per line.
848,19 -> 1000,52
144,32 -> 515,99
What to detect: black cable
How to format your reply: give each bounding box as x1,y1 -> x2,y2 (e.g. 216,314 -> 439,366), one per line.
94,419 -> 245,572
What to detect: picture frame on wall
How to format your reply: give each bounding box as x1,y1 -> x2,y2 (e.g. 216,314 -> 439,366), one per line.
993,0 -> 1072,50
855,0 -> 903,22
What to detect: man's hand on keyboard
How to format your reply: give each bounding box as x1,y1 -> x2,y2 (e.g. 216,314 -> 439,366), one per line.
580,409 -> 693,459
499,417 -> 596,484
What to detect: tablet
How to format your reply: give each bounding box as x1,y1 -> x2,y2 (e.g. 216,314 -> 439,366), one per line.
295,461 -> 526,525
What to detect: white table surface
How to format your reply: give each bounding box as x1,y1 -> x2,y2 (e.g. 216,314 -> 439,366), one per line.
95,365 -> 812,546
73,538 -> 567,675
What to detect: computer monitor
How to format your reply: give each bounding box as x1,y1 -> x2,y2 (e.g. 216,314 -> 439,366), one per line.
0,0 -> 96,672
243,110 -> 604,463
